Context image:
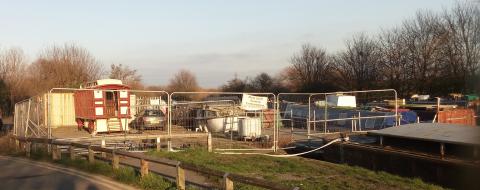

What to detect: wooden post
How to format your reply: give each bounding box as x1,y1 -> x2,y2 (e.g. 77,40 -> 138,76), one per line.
440,143 -> 445,159
156,137 -> 161,151
69,145 -> 75,160
112,152 -> 119,170
52,145 -> 61,160
176,162 -> 185,190
15,139 -> 20,151
101,139 -> 106,158
167,138 -> 172,151
223,173 -> 234,190
88,146 -> 94,163
339,143 -> 344,164
140,159 -> 149,177
207,133 -> 212,152
25,142 -> 31,157
474,147 -> 478,159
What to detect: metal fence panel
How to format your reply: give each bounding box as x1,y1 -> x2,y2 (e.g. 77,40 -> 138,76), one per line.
170,92 -> 278,151
308,89 -> 399,136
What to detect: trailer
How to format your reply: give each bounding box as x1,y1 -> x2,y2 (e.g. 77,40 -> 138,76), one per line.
74,79 -> 131,135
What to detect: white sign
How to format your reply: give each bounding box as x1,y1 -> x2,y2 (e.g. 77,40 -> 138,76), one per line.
150,98 -> 160,105
241,94 -> 268,111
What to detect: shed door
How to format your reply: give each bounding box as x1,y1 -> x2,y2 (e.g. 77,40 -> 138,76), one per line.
105,91 -> 118,117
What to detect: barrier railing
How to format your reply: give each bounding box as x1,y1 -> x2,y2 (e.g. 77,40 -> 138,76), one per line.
11,135 -> 297,190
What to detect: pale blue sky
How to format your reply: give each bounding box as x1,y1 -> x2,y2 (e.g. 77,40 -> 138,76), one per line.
0,0 -> 460,87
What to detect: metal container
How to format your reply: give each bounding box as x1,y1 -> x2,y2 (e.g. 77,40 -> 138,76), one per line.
207,116 -> 239,133
238,117 -> 262,138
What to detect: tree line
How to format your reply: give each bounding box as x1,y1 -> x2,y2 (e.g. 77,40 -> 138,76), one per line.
1,2 -> 479,115
223,3 -> 480,97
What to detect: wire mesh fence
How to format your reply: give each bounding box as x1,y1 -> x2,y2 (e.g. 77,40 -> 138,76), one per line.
13,95 -> 47,138
308,89 -> 399,135
170,92 -> 277,151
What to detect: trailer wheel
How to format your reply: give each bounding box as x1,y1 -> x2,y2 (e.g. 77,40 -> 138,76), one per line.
88,121 -> 95,134
76,119 -> 84,131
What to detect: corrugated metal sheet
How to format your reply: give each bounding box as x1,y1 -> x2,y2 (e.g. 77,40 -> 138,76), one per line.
44,93 -> 77,128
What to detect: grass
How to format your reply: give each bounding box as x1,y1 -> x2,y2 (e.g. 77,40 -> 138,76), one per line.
148,148 -> 445,190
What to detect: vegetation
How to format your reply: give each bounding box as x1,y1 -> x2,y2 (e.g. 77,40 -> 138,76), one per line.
222,2 -> 480,97
0,2 -> 479,115
149,148 -> 444,190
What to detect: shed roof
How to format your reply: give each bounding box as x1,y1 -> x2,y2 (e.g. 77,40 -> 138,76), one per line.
368,123 -> 480,146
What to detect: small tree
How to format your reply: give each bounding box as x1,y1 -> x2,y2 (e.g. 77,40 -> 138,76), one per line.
168,69 -> 199,92
29,43 -> 102,93
109,64 -> 143,89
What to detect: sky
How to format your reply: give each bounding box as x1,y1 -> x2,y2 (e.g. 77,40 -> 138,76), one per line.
0,0 -> 462,87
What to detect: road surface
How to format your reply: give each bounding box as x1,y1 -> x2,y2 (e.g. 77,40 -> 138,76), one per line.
0,155 -> 137,190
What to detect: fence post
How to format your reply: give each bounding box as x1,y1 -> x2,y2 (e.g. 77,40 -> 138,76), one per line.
140,159 -> 149,177
52,145 -> 61,160
176,162 -> 186,190
112,150 -> 119,170
88,145 -> 94,163
156,137 -> 161,151
207,133 -> 212,152
223,173 -> 234,190
69,145 -> 75,160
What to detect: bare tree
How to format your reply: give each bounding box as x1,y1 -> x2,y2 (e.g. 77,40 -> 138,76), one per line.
29,43 -> 102,93
442,2 -> 480,93
168,69 -> 199,92
109,64 -> 143,89
334,33 -> 382,90
289,44 -> 337,92
0,48 -> 28,114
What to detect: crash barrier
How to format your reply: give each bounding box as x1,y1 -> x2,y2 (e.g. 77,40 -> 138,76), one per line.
11,135 -> 297,190
307,89 -> 400,136
170,92 -> 278,151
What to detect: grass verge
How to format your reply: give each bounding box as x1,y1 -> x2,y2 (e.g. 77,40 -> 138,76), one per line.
148,148 -> 446,190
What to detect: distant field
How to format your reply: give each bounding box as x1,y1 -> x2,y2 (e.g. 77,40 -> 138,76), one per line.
149,149 -> 444,190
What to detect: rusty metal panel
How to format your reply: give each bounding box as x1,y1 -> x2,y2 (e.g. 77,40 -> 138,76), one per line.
438,109 -> 476,126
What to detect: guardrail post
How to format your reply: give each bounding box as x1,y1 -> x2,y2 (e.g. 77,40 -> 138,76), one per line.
88,145 -> 94,163
25,142 -> 31,157
52,145 -> 61,160
140,159 -> 149,177
156,137 -> 161,151
112,150 -> 119,170
223,173 -> 234,190
176,162 -> 185,190
15,139 -> 20,151
101,139 -> 106,158
207,133 -> 212,152
69,145 -> 75,160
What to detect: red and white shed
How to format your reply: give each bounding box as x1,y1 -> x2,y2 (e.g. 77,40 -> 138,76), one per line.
74,79 -> 131,135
